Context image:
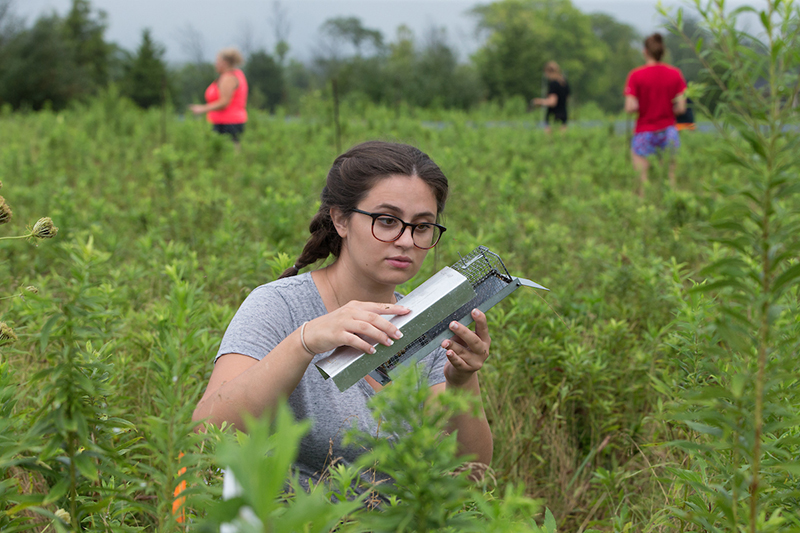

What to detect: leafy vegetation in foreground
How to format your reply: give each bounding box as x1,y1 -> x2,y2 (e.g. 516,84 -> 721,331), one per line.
1,1 -> 799,525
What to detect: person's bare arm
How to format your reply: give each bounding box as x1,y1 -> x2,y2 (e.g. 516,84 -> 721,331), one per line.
192,338 -> 312,431
429,309 -> 494,466
673,92 -> 687,116
624,94 -> 639,114
192,301 -> 408,430
532,94 -> 558,108
430,375 -> 492,466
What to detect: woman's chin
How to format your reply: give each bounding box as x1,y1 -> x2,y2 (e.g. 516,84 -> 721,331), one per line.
378,267 -> 421,288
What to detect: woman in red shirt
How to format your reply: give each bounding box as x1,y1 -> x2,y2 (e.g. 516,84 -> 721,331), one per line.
624,33 -> 687,196
190,47 -> 249,146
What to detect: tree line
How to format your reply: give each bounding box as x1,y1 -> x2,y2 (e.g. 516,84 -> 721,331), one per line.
0,0 -> 708,115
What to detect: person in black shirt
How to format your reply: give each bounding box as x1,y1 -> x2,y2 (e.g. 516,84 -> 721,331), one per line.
531,61 -> 570,133
676,97 -> 696,131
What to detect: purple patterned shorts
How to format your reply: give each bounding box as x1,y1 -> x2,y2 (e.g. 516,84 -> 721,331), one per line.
631,126 -> 680,157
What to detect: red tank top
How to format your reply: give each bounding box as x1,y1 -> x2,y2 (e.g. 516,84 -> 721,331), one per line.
205,69 -> 248,125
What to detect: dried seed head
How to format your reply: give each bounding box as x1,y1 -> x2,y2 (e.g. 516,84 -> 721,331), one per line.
0,196 -> 11,225
30,217 -> 58,239
54,508 -> 71,523
25,286 -> 39,294
0,322 -> 17,346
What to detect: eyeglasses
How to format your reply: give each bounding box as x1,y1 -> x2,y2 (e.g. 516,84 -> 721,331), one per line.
351,208 -> 446,250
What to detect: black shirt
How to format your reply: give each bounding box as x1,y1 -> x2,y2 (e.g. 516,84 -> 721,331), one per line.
676,97 -> 694,124
545,79 -> 570,122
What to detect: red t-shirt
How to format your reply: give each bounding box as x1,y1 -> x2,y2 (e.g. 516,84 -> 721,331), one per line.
624,64 -> 686,133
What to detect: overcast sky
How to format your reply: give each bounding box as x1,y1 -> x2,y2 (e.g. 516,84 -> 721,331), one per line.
15,0 -> 761,64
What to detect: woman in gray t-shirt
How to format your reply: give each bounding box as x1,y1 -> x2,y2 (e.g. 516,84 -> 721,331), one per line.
193,140 -> 494,488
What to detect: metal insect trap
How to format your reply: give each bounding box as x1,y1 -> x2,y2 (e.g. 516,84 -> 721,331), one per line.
315,246 -> 548,392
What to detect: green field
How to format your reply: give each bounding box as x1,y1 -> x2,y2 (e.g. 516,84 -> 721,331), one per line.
0,92 -> 798,532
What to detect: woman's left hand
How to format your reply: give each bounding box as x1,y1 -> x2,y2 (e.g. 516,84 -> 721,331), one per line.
189,104 -> 205,115
441,308 -> 491,387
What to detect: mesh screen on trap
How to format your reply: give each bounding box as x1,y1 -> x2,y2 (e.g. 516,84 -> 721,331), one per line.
450,245 -> 513,286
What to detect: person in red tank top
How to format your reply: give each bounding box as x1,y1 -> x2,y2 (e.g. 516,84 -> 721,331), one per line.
624,33 -> 687,196
190,47 -> 249,146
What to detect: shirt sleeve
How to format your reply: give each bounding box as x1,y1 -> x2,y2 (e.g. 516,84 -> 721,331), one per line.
215,285 -> 293,363
623,71 -> 637,97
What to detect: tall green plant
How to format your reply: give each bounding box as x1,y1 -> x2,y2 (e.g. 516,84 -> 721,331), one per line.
204,403 -> 364,533
660,1 -> 800,531
5,237 -> 139,531
0,362 -> 30,532
0,179 -> 59,346
343,368 -> 483,532
343,368 -> 553,533
133,263 -> 224,531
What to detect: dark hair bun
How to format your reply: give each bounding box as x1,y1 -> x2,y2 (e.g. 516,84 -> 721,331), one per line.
644,33 -> 666,61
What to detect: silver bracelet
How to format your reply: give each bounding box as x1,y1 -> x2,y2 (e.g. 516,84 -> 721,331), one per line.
299,321 -> 316,356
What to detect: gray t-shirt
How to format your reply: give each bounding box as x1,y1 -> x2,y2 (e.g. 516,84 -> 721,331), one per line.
216,272 -> 448,489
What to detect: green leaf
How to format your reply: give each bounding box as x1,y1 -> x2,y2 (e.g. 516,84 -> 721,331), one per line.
42,477 -> 70,505
772,263 -> 800,298
690,279 -> 749,294
73,452 -> 99,481
544,508 -> 557,532
738,129 -> 768,161
38,315 -> 60,355
700,257 -> 749,277
683,421 -> 723,437
774,464 -> 800,476
204,496 -> 250,524
759,10 -> 771,32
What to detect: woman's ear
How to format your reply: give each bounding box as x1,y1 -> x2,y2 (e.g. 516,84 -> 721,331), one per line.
330,207 -> 348,239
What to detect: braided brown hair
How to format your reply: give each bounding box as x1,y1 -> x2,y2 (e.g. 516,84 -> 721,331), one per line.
279,141 -> 449,279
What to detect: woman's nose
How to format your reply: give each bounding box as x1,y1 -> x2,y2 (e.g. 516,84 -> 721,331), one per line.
395,225 -> 415,247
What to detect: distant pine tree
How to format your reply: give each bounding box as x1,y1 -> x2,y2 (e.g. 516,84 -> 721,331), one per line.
64,0 -> 110,94
121,29 -> 170,109
0,15 -> 80,110
0,0 -> 110,109
245,50 -> 284,112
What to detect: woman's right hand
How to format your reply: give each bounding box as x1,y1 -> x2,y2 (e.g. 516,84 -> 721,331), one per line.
302,301 -> 409,355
